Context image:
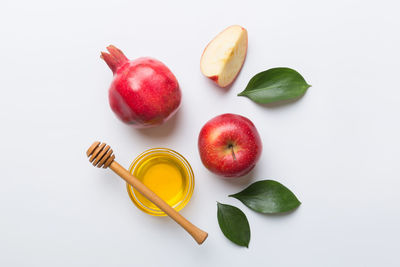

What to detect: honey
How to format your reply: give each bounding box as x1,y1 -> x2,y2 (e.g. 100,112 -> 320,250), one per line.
127,148 -> 194,216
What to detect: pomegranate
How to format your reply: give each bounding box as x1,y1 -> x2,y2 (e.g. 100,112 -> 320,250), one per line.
101,45 -> 181,127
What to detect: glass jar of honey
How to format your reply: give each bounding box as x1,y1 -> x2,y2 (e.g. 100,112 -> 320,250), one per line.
127,148 -> 194,216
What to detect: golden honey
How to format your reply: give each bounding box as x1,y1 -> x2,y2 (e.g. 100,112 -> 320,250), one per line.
127,148 -> 194,216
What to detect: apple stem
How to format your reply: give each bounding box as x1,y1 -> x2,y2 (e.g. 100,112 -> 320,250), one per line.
229,144 -> 236,160
100,45 -> 129,74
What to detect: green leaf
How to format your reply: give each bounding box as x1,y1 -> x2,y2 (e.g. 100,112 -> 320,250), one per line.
238,67 -> 311,104
217,202 -> 250,248
229,180 -> 301,213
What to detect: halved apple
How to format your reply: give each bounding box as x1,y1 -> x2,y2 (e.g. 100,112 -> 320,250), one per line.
200,25 -> 248,88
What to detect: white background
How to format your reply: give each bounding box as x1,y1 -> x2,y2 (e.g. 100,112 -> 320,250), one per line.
1,0 -> 399,266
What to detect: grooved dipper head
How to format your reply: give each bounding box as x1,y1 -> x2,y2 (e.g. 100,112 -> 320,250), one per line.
86,141 -> 115,168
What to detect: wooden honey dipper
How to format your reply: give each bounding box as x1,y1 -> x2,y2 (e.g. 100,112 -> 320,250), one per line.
86,141 -> 208,245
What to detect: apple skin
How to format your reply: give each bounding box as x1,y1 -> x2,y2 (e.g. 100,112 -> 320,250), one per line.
198,113 -> 262,177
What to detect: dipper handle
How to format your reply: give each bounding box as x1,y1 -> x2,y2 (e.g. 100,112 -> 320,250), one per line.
87,141 -> 208,245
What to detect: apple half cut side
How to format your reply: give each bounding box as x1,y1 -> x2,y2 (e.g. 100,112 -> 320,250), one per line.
200,25 -> 248,88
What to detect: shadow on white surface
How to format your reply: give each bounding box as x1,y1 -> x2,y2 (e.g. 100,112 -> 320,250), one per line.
134,109 -> 182,140
204,77 -> 233,94
209,166 -> 259,194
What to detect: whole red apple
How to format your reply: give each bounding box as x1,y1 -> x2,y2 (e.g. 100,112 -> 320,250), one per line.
101,45 -> 181,128
198,113 -> 262,177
